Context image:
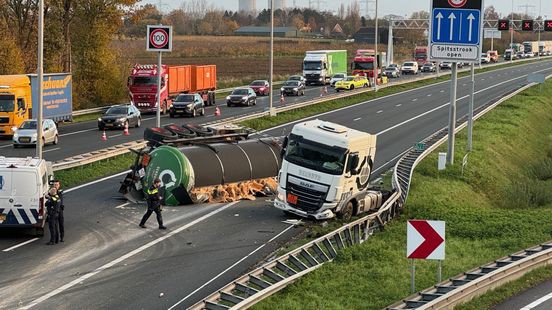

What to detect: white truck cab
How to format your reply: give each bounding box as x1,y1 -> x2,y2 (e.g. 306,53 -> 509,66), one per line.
0,157 -> 54,236
274,120 -> 379,220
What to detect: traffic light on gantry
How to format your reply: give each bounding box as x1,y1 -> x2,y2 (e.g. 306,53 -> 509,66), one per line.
545,20 -> 552,31
522,20 -> 534,31
497,19 -> 509,31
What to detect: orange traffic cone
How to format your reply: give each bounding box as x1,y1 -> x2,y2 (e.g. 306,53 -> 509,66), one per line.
214,106 -> 221,116
101,130 -> 107,141
123,122 -> 129,136
280,94 -> 285,104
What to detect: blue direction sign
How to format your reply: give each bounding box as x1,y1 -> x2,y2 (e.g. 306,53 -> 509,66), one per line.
429,0 -> 483,62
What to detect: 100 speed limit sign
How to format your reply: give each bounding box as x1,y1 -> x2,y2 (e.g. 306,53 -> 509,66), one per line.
147,25 -> 173,52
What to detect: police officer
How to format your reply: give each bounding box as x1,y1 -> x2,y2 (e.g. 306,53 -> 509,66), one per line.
46,188 -> 61,245
53,180 -> 65,242
139,178 -> 167,229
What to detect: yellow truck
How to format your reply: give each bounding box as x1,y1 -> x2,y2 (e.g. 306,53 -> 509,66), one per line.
0,73 -> 72,136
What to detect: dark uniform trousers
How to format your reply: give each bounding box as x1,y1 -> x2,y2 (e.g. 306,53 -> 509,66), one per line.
58,190 -> 65,241
139,186 -> 164,228
47,195 -> 61,243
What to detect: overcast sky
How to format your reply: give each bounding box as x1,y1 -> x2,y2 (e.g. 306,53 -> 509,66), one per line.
146,0 -> 552,18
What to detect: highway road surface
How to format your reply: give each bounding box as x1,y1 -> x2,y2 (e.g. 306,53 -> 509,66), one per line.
0,59 -> 551,309
494,280 -> 552,310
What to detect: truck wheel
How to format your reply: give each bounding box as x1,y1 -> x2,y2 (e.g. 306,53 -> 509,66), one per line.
253,99 -> 256,106
53,135 -> 59,145
338,201 -> 354,221
191,109 -> 196,118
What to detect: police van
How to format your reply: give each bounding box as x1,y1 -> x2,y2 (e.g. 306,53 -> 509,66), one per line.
0,157 -> 54,236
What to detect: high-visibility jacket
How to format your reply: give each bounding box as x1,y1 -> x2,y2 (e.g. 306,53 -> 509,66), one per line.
146,186 -> 162,210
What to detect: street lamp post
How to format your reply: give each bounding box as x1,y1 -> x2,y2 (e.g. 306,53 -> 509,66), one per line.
510,0 -> 514,63
37,0 -> 44,159
538,0 -> 542,59
373,0 -> 378,92
269,0 -> 275,116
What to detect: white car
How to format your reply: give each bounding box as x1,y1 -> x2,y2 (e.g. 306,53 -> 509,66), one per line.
401,61 -> 419,75
480,53 -> 490,63
329,73 -> 346,87
525,51 -> 535,58
13,119 -> 59,147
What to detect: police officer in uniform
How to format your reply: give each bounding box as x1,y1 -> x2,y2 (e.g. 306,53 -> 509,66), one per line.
53,180 -> 65,242
46,188 -> 61,245
139,178 -> 167,229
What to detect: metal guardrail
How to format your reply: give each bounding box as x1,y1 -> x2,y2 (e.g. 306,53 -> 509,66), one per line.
387,242 -> 552,310
57,57 -> 551,172
187,68 -> 552,310
72,106 -> 110,116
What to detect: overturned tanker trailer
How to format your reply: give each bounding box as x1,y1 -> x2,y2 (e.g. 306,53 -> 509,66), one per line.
119,123 -> 283,205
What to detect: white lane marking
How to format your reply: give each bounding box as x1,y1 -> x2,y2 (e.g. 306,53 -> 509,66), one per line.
115,203 -> 130,209
440,90 -> 445,93
376,66 -> 551,137
520,291 -> 552,310
396,104 -> 402,107
65,170 -> 130,194
168,224 -> 295,309
412,98 -> 418,102
427,94 -> 432,97
463,84 -> 467,86
354,117 -> 362,121
20,201 -> 240,310
377,110 -> 383,114
108,134 -> 122,138
60,128 -> 97,137
42,147 -> 60,153
239,62 -> 551,137
481,78 -> 485,81
2,238 -> 39,252
0,144 -> 12,149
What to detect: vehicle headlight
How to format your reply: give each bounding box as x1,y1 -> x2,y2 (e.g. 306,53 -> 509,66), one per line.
13,132 -> 18,138
32,133 -> 37,138
226,96 -> 230,100
11,126 -> 17,132
97,118 -> 102,122
318,78 -> 323,81
117,118 -> 126,122
242,96 -> 248,100
281,87 -> 285,91
293,88 -> 298,91
186,103 -> 193,108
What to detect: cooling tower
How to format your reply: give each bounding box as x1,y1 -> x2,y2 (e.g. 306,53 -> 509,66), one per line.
239,0 -> 256,12
268,0 -> 287,10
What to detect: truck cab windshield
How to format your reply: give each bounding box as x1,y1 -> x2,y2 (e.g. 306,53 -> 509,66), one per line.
304,61 -> 323,70
131,76 -> 158,85
284,134 -> 346,175
353,62 -> 374,70
0,95 -> 15,112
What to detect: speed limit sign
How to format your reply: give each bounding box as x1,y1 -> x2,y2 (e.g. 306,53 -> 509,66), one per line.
147,25 -> 172,52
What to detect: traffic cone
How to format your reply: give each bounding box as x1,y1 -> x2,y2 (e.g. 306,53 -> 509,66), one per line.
101,130 -> 107,141
323,86 -> 328,94
214,106 -> 221,116
123,122 -> 129,136
280,94 -> 285,104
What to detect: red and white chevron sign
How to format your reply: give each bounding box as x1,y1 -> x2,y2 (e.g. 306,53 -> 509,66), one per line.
407,220 -> 445,260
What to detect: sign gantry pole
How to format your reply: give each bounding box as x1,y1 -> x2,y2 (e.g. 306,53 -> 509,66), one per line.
146,25 -> 173,128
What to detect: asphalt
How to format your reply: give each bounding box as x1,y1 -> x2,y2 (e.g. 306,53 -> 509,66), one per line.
493,280 -> 552,310
1,59 -> 551,309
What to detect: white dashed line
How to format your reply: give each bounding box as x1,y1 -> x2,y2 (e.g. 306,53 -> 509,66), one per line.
2,238 -> 40,252
43,147 -> 61,153
427,94 -> 432,97
353,117 -> 362,121
396,104 -> 402,107
377,110 -> 383,114
108,134 -> 122,138
440,90 -> 445,93
412,98 -> 418,102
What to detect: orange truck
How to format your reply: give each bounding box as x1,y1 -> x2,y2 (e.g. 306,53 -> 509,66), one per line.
128,64 -> 216,113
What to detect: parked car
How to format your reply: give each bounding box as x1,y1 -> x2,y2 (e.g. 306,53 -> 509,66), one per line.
335,75 -> 369,92
280,80 -> 306,96
421,62 -> 437,72
226,88 -> 257,107
169,93 -> 205,118
401,61 -> 419,74
287,75 -> 307,86
13,119 -> 58,147
249,80 -> 270,96
98,104 -> 141,130
525,51 -> 535,58
330,73 -> 347,87
383,66 -> 400,78
480,53 -> 491,63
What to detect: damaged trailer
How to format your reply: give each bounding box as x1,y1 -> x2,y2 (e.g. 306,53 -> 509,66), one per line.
119,123 -> 283,206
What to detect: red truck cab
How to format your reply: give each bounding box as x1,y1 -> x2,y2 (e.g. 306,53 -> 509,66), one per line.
414,46 -> 429,66
351,49 -> 377,77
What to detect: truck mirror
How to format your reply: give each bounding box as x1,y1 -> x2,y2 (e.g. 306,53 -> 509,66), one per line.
280,136 -> 288,158
127,77 -> 132,86
347,154 -> 360,174
350,62 -> 353,70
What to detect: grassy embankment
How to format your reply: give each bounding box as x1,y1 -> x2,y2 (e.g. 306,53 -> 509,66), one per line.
252,78 -> 552,309
57,59 -> 548,190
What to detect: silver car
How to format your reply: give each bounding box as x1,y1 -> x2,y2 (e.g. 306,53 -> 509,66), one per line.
13,119 -> 59,147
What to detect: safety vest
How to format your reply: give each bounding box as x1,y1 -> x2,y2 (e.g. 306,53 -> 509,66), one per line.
147,188 -> 158,195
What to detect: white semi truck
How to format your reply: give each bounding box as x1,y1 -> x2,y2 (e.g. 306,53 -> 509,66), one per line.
274,120 -> 386,220
302,50 -> 348,85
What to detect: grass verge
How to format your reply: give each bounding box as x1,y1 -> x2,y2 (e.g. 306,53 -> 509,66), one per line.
455,265 -> 552,310
72,112 -> 102,123
240,58 -> 548,131
252,76 -> 552,309
54,153 -> 134,189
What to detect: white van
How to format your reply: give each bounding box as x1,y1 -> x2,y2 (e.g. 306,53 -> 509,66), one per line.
0,157 -> 54,236
401,61 -> 419,75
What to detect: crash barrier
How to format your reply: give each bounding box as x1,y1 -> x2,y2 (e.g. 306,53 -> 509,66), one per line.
188,72 -> 552,309
387,241 -> 552,310
56,57 -> 552,172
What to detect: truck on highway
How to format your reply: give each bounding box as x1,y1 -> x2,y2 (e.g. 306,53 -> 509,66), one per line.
0,73 -> 73,137
0,157 -> 54,236
523,41 -> 539,54
538,41 -> 552,55
274,120 -> 386,220
128,64 -> 217,114
351,49 -> 387,79
413,46 -> 429,66
302,50 -> 347,85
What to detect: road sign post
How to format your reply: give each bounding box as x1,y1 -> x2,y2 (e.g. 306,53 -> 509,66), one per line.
407,220 -> 446,293
146,25 -> 173,127
429,0 -> 483,166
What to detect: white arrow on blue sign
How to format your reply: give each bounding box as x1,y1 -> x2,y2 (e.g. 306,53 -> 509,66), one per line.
431,8 -> 480,45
